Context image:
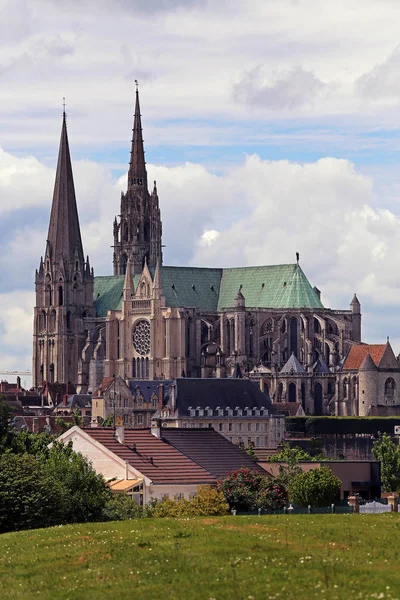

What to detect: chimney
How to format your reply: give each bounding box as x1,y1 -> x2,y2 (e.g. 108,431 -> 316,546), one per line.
151,418 -> 161,438
17,376 -> 21,389
115,425 -> 125,444
157,383 -> 164,411
169,382 -> 176,413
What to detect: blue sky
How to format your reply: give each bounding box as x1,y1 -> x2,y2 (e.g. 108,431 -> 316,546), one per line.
2,0 -> 400,385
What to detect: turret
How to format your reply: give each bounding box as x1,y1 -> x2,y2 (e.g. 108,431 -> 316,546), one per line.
350,294 -> 361,342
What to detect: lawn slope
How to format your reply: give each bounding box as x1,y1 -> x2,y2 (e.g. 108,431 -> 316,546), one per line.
0,515 -> 400,600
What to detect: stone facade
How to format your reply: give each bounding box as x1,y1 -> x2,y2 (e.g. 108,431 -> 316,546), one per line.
34,90 -> 397,417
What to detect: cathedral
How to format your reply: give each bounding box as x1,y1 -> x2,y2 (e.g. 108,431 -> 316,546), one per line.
32,89 -> 400,416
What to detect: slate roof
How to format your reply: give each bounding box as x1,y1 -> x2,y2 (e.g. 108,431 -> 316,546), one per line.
161,428 -> 265,478
66,394 -> 92,408
84,428 -> 215,485
280,353 -> 306,374
343,344 -> 387,371
165,378 -> 275,416
312,357 -> 331,374
128,380 -> 173,402
93,263 -> 323,317
274,402 -> 305,416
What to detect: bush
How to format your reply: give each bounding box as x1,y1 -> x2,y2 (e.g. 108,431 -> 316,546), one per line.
0,453 -> 66,532
289,466 -> 341,507
103,494 -> 149,520
256,482 -> 288,511
150,486 -> 229,518
216,468 -> 266,511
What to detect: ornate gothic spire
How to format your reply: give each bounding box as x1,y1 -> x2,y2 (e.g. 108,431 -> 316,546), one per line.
46,111 -> 84,265
127,85 -> 147,191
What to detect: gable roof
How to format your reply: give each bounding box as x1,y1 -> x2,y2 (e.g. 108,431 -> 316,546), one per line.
93,263 -> 323,317
313,357 -> 331,374
280,353 -> 306,374
343,344 -> 387,371
274,402 -> 305,416
84,428 -> 215,485
161,428 -> 265,478
128,380 -> 172,402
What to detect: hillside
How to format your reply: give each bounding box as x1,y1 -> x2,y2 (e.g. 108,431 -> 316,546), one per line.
0,515 -> 399,599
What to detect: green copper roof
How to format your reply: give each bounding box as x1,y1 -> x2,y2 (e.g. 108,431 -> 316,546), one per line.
218,264 -> 323,310
93,263 -> 323,317
161,266 -> 221,311
94,276 -> 125,317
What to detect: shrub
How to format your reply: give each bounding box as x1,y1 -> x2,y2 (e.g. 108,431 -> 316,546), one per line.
103,494 -> 149,520
150,486 -> 229,518
216,468 -> 268,511
256,482 -> 288,511
289,466 -> 341,507
0,453 -> 66,532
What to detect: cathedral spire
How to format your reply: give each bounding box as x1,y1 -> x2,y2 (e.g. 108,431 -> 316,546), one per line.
46,111 -> 84,265
127,83 -> 147,191
123,256 -> 134,301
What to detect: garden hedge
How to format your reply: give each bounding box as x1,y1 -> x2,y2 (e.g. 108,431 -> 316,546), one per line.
285,416 -> 400,436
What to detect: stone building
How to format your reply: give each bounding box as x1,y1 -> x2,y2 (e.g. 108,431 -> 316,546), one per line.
33,88 -> 376,416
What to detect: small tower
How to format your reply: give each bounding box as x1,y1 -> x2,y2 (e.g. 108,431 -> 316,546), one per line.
113,85 -> 163,275
33,110 -> 94,388
350,294 -> 361,342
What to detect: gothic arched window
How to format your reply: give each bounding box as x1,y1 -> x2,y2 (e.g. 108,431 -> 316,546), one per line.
58,286 -> 63,306
385,377 -> 396,398
121,254 -> 128,275
66,311 -> 71,330
261,318 -> 273,335
343,378 -> 348,399
249,320 -> 255,357
40,310 -> 47,332
290,317 -> 298,358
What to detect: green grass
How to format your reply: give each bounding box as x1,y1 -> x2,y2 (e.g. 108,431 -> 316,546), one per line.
1,515 -> 400,599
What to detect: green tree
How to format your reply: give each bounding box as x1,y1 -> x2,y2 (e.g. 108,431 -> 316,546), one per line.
8,430 -> 53,456
0,453 -> 65,532
55,408 -> 84,433
45,441 -> 112,523
289,466 -> 341,507
267,442 -> 313,463
0,395 -> 13,449
216,468 -> 267,511
372,432 -> 400,492
246,441 -> 257,459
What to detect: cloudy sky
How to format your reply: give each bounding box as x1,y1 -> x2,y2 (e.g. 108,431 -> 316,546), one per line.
2,0 -> 400,386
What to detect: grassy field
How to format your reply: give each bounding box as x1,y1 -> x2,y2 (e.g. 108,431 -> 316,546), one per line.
1,515 -> 400,600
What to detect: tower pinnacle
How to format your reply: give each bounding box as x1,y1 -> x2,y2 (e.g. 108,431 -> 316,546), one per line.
127,83 -> 147,191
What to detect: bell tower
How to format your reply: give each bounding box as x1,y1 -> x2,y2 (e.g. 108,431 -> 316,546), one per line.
33,110 -> 94,388
113,85 -> 163,275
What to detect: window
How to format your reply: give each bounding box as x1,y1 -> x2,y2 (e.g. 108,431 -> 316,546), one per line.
218,423 -> 223,432
256,423 -> 260,432
247,422 -> 251,432
123,414 -> 129,425
256,437 -> 260,447
228,423 -> 232,432
238,422 -> 242,432
264,437 -> 268,446
137,414 -> 143,425
58,285 -> 63,306
385,378 -> 396,398
123,398 -> 128,408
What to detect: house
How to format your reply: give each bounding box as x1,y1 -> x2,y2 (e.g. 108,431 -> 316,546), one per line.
153,378 -> 285,449
58,423 -> 264,504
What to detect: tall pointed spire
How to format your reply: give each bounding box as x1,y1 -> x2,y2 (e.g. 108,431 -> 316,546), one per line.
46,111 -> 84,264
127,82 -> 147,191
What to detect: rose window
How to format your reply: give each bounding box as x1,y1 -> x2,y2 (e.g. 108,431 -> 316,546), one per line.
132,320 -> 150,356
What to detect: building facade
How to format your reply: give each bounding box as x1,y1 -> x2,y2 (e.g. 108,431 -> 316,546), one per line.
34,89 -> 386,417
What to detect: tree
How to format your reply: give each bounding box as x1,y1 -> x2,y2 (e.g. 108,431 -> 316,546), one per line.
0,453 -> 65,532
289,466 -> 341,507
267,442 -> 313,463
372,432 -> 400,492
55,408 -> 84,433
0,395 -> 13,449
45,440 -> 112,523
256,482 -> 288,511
216,468 -> 267,511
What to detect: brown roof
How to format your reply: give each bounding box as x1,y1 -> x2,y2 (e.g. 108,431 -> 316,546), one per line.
161,428 -> 265,479
97,377 -> 114,395
343,344 -> 386,371
84,428 -> 215,485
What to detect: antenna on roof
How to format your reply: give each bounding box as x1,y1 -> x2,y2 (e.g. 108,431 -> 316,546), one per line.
296,252 -> 299,264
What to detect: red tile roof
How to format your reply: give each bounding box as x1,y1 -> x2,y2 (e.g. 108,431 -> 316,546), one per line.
343,344 -> 386,371
84,428 -> 215,485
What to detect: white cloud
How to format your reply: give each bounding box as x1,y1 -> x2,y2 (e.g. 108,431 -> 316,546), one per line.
233,65 -> 328,110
